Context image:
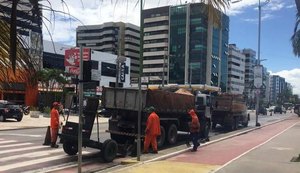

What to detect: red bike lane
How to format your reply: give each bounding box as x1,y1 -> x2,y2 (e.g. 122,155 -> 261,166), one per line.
166,117 -> 299,172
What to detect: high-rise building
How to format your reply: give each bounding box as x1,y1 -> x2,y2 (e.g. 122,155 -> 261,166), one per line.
142,3 -> 229,87
227,44 -> 245,94
270,75 -> 286,104
243,48 -> 256,107
76,22 -> 140,80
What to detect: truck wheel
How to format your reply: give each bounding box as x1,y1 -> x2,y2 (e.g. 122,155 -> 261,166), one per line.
101,139 -> 118,162
242,120 -> 248,127
63,141 -> 78,155
167,124 -> 178,145
157,125 -> 166,148
16,114 -> 23,122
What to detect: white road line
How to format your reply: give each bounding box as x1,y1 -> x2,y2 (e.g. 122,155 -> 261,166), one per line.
0,142 -> 32,148
212,121 -> 300,173
0,140 -> 16,144
0,149 -> 62,162
0,151 -> 91,172
0,134 -> 42,137
0,146 -> 46,154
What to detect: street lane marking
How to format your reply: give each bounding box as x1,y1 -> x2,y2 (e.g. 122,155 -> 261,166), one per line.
0,140 -> 16,144
0,133 -> 42,137
212,121 -> 300,173
0,142 -> 32,148
0,146 -> 46,154
0,149 -> 62,162
0,151 -> 91,172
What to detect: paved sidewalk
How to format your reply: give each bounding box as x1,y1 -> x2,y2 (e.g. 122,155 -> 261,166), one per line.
0,111 -> 108,131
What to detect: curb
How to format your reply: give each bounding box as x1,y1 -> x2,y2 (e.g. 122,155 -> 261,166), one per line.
107,115 -> 297,172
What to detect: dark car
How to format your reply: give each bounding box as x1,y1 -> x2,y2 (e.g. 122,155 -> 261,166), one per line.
258,107 -> 267,115
0,100 -> 23,122
98,108 -> 112,118
274,106 -> 286,114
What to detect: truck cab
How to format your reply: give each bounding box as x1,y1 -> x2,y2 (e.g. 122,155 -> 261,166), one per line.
194,92 -> 212,141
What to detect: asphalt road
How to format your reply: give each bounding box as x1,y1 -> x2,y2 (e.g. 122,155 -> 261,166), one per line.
0,112 -> 295,173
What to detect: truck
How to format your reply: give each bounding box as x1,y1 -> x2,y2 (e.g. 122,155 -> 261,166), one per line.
101,85 -> 218,151
211,93 -> 249,130
294,104 -> 300,117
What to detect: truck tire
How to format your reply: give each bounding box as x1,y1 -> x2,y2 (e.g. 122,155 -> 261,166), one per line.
63,141 -> 78,155
101,139 -> 118,162
157,125 -> 165,148
242,119 -> 248,127
167,124 -> 178,145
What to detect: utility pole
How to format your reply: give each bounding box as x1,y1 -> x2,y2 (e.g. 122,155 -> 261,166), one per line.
78,45 -> 83,173
137,0 -> 143,161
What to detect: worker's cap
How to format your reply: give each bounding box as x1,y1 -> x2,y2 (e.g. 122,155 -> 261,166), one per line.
144,106 -> 155,113
52,102 -> 61,107
188,109 -> 195,114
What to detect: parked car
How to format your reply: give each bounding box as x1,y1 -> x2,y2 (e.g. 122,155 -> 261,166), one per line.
258,107 -> 267,115
98,108 -> 112,118
0,100 -> 23,122
274,106 -> 286,114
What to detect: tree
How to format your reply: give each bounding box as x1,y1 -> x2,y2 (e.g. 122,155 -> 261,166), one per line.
291,0 -> 300,57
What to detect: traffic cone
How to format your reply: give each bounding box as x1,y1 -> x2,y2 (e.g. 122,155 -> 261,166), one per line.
43,126 -> 51,145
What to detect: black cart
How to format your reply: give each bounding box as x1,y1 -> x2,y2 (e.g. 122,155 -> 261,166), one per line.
59,97 -> 118,162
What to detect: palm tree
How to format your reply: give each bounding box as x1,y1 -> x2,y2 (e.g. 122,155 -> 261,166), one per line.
291,0 -> 300,57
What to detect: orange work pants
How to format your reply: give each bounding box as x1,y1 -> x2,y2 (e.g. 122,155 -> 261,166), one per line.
143,134 -> 158,152
51,128 -> 59,143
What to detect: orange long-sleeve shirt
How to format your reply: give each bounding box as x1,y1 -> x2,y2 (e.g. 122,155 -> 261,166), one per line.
146,112 -> 161,136
50,108 -> 59,129
188,109 -> 200,133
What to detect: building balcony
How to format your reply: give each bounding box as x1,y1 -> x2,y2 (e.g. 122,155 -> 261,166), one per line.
144,16 -> 169,23
144,42 -> 168,49
144,25 -> 168,32
144,34 -> 168,41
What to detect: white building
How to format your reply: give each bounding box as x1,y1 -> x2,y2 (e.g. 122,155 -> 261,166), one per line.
43,40 -> 131,95
227,44 -> 245,94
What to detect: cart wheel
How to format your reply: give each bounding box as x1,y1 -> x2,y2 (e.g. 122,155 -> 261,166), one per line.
101,139 -> 118,162
63,141 -> 78,155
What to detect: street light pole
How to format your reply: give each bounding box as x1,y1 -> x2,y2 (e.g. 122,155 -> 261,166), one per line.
255,0 -> 270,127
78,45 -> 83,173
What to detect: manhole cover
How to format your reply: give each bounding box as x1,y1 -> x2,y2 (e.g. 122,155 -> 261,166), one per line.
290,155 -> 300,162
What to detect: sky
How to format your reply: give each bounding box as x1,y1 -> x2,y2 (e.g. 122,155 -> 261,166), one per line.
41,0 -> 300,94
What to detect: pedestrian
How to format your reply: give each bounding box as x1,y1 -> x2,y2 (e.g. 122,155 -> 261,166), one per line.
187,108 -> 200,152
143,106 -> 161,154
50,102 -> 60,148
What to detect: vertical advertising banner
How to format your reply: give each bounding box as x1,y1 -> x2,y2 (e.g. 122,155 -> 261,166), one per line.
254,65 -> 263,88
120,63 -> 125,82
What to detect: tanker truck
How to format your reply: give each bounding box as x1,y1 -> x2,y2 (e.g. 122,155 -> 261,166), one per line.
101,85 -> 219,150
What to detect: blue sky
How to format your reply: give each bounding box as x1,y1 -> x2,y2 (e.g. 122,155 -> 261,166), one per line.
42,0 -> 300,94
229,0 -> 299,73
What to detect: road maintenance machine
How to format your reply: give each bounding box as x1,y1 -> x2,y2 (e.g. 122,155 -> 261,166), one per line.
59,97 -> 118,162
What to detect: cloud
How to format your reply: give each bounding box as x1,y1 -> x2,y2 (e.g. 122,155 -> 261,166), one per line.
286,4 -> 296,9
271,68 -> 300,95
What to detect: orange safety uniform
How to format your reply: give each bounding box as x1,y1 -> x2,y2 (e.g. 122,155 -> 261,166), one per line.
143,112 -> 161,153
50,107 -> 60,143
188,109 -> 200,133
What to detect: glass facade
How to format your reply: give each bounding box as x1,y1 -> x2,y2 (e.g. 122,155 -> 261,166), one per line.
220,15 -> 229,92
189,3 -> 208,84
211,27 -> 220,86
169,5 -> 187,84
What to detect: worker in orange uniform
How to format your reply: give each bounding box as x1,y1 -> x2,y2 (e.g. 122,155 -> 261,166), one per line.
50,102 -> 60,148
187,108 -> 200,152
143,106 -> 161,154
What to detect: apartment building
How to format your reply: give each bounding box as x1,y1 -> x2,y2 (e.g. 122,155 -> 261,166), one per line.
270,75 -> 286,104
243,48 -> 256,106
76,22 -> 140,80
227,44 -> 245,94
142,3 -> 229,87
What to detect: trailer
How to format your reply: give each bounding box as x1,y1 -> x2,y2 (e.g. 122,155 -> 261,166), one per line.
59,97 -> 118,162
211,93 -> 249,130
